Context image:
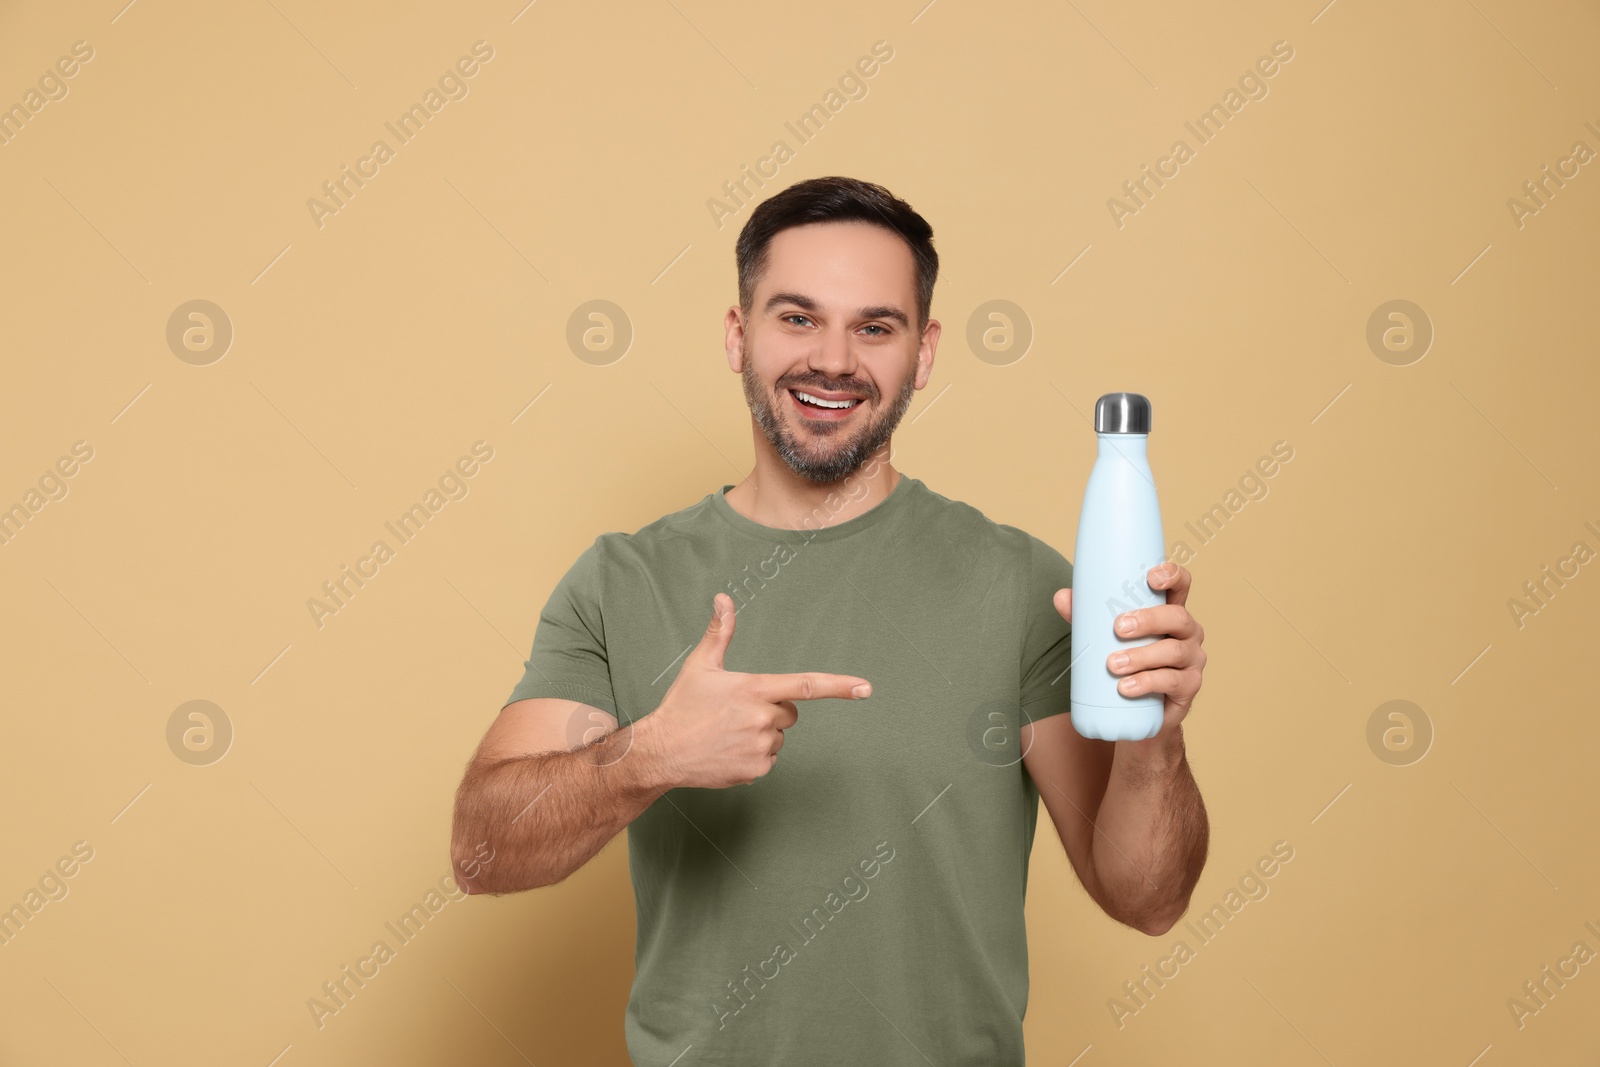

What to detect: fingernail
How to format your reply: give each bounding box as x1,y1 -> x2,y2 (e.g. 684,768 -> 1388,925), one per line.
1118,615 -> 1136,633
852,683 -> 872,698
1119,677 -> 1136,691
1110,652 -> 1129,670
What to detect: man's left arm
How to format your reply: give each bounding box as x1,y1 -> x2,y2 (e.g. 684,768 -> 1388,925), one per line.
1021,562 -> 1210,936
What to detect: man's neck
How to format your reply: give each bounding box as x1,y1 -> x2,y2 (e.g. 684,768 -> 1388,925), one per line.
724,444 -> 901,531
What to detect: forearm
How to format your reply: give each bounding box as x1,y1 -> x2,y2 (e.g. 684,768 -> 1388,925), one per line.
451,721 -> 671,894
1089,725 -> 1209,933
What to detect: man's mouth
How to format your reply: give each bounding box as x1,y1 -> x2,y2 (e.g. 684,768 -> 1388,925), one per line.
788,388 -> 865,420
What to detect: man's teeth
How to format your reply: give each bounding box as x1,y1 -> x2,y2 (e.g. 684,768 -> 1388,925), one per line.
794,390 -> 860,409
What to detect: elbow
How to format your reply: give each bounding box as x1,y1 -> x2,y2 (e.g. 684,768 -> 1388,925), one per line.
449,837 -> 485,895
450,815 -> 509,894
450,833 -> 555,895
451,780 -> 507,894
1129,899 -> 1190,937
1134,913 -> 1177,937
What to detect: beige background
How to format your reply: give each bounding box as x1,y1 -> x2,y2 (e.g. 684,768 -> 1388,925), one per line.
2,0 -> 1597,1063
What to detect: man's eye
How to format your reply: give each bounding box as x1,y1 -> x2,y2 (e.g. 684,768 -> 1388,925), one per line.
784,314 -> 811,327
861,324 -> 887,336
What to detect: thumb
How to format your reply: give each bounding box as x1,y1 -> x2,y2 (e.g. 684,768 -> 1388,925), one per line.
690,592 -> 736,671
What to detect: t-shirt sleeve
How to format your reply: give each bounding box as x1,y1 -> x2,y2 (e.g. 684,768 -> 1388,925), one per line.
1019,533 -> 1075,723
503,536 -> 619,717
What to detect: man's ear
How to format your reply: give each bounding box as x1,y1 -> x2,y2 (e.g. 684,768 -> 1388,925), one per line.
724,306 -> 745,373
915,318 -> 941,389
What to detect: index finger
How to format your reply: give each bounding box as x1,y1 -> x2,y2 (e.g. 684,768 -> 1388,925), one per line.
754,672 -> 873,703
1148,561 -> 1191,607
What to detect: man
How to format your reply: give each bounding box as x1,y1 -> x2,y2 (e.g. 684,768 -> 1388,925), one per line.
451,175 -> 1209,1065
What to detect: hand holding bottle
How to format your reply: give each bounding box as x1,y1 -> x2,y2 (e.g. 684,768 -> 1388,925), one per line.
1053,560 -> 1207,740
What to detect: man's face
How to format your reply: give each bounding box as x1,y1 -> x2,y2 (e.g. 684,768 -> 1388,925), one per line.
729,221 -> 939,485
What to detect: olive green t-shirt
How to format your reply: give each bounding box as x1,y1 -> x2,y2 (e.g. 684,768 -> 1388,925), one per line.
505,472 -> 1076,1066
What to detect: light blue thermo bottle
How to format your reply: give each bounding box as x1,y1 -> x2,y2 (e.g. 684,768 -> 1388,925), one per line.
1070,392 -> 1168,741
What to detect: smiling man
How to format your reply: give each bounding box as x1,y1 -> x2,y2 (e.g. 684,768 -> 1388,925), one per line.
450,175 -> 1210,1066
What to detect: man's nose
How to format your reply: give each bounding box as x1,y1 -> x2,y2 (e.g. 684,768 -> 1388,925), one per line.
808,326 -> 858,381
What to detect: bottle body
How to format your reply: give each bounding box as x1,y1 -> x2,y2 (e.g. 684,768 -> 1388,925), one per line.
1070,432 -> 1167,740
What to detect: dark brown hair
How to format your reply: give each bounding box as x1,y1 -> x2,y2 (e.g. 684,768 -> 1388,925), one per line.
736,176 -> 938,330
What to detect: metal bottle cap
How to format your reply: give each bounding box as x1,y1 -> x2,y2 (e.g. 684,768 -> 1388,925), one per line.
1094,392 -> 1152,434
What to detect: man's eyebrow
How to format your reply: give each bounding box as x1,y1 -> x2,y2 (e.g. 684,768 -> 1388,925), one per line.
764,291 -> 910,329
764,291 -> 819,316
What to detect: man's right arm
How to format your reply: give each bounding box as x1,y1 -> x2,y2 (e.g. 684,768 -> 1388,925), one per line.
450,698 -> 676,894
451,592 -> 872,894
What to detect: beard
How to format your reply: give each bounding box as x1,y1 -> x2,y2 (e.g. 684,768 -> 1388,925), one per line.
740,337 -> 919,485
